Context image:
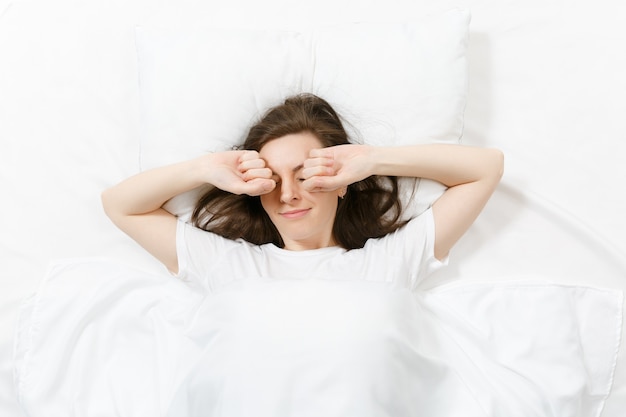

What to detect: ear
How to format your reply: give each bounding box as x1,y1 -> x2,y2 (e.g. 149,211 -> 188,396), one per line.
338,187 -> 347,199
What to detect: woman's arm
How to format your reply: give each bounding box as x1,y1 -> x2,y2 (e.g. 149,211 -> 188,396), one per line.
303,144 -> 504,260
101,151 -> 275,273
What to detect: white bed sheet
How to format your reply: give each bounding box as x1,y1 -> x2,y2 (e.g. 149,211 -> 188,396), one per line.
11,259 -> 623,417
1,0 -> 625,416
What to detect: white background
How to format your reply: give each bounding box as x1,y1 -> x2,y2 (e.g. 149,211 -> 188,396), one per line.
1,0 -> 625,416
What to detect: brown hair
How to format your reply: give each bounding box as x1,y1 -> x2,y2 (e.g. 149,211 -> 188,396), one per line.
191,93 -> 408,249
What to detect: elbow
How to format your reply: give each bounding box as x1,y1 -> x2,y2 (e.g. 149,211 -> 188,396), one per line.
100,187 -> 118,222
101,188 -> 129,231
476,148 -> 504,189
495,149 -> 505,178
101,188 -> 111,215
489,148 -> 505,182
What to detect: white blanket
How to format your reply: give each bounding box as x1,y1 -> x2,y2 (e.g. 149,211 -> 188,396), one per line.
14,259 -> 622,417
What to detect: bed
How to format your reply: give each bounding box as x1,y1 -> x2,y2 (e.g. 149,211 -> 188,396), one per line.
1,0 -> 625,416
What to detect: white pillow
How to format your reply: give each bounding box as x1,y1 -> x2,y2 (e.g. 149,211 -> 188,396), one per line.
135,8 -> 470,221
135,26 -> 309,170
310,9 -> 469,147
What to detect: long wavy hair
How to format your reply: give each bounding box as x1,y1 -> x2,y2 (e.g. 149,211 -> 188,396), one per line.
191,93 -> 408,249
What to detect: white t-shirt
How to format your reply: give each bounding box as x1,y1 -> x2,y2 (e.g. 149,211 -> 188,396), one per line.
167,209 -> 448,417
175,208 -> 446,293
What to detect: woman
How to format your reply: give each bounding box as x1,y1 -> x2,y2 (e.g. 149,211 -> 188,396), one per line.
101,93 -> 504,415
102,94 -> 503,272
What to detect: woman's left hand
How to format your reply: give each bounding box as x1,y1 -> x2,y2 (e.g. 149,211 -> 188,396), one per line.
302,144 -> 374,192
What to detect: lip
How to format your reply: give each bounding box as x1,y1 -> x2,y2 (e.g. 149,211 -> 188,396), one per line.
279,208 -> 311,219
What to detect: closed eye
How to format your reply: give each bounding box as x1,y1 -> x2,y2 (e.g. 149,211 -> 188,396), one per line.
270,164 -> 305,185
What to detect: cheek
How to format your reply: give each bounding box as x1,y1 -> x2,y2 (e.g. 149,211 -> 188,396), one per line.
316,194 -> 339,215
259,195 -> 269,212
259,192 -> 277,213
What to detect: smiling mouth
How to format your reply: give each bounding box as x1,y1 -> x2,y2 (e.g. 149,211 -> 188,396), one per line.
280,209 -> 311,219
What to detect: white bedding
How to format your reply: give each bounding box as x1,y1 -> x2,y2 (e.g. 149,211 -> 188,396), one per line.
13,259 -> 622,417
1,0 -> 625,416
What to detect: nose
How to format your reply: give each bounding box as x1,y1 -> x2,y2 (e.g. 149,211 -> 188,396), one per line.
279,178 -> 300,203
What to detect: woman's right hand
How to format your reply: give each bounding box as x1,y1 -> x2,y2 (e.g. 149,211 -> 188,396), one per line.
206,150 -> 276,196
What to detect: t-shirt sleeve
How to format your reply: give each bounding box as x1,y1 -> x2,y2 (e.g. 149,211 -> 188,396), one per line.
402,208 -> 448,287
367,208 -> 448,289
174,219 -> 242,291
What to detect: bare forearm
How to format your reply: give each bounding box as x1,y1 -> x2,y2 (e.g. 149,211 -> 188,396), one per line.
101,155 -> 211,217
371,144 -> 504,186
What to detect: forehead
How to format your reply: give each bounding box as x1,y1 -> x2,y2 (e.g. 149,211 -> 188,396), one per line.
259,132 -> 322,168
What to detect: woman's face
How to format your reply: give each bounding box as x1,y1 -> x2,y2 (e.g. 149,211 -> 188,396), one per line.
259,132 -> 342,250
